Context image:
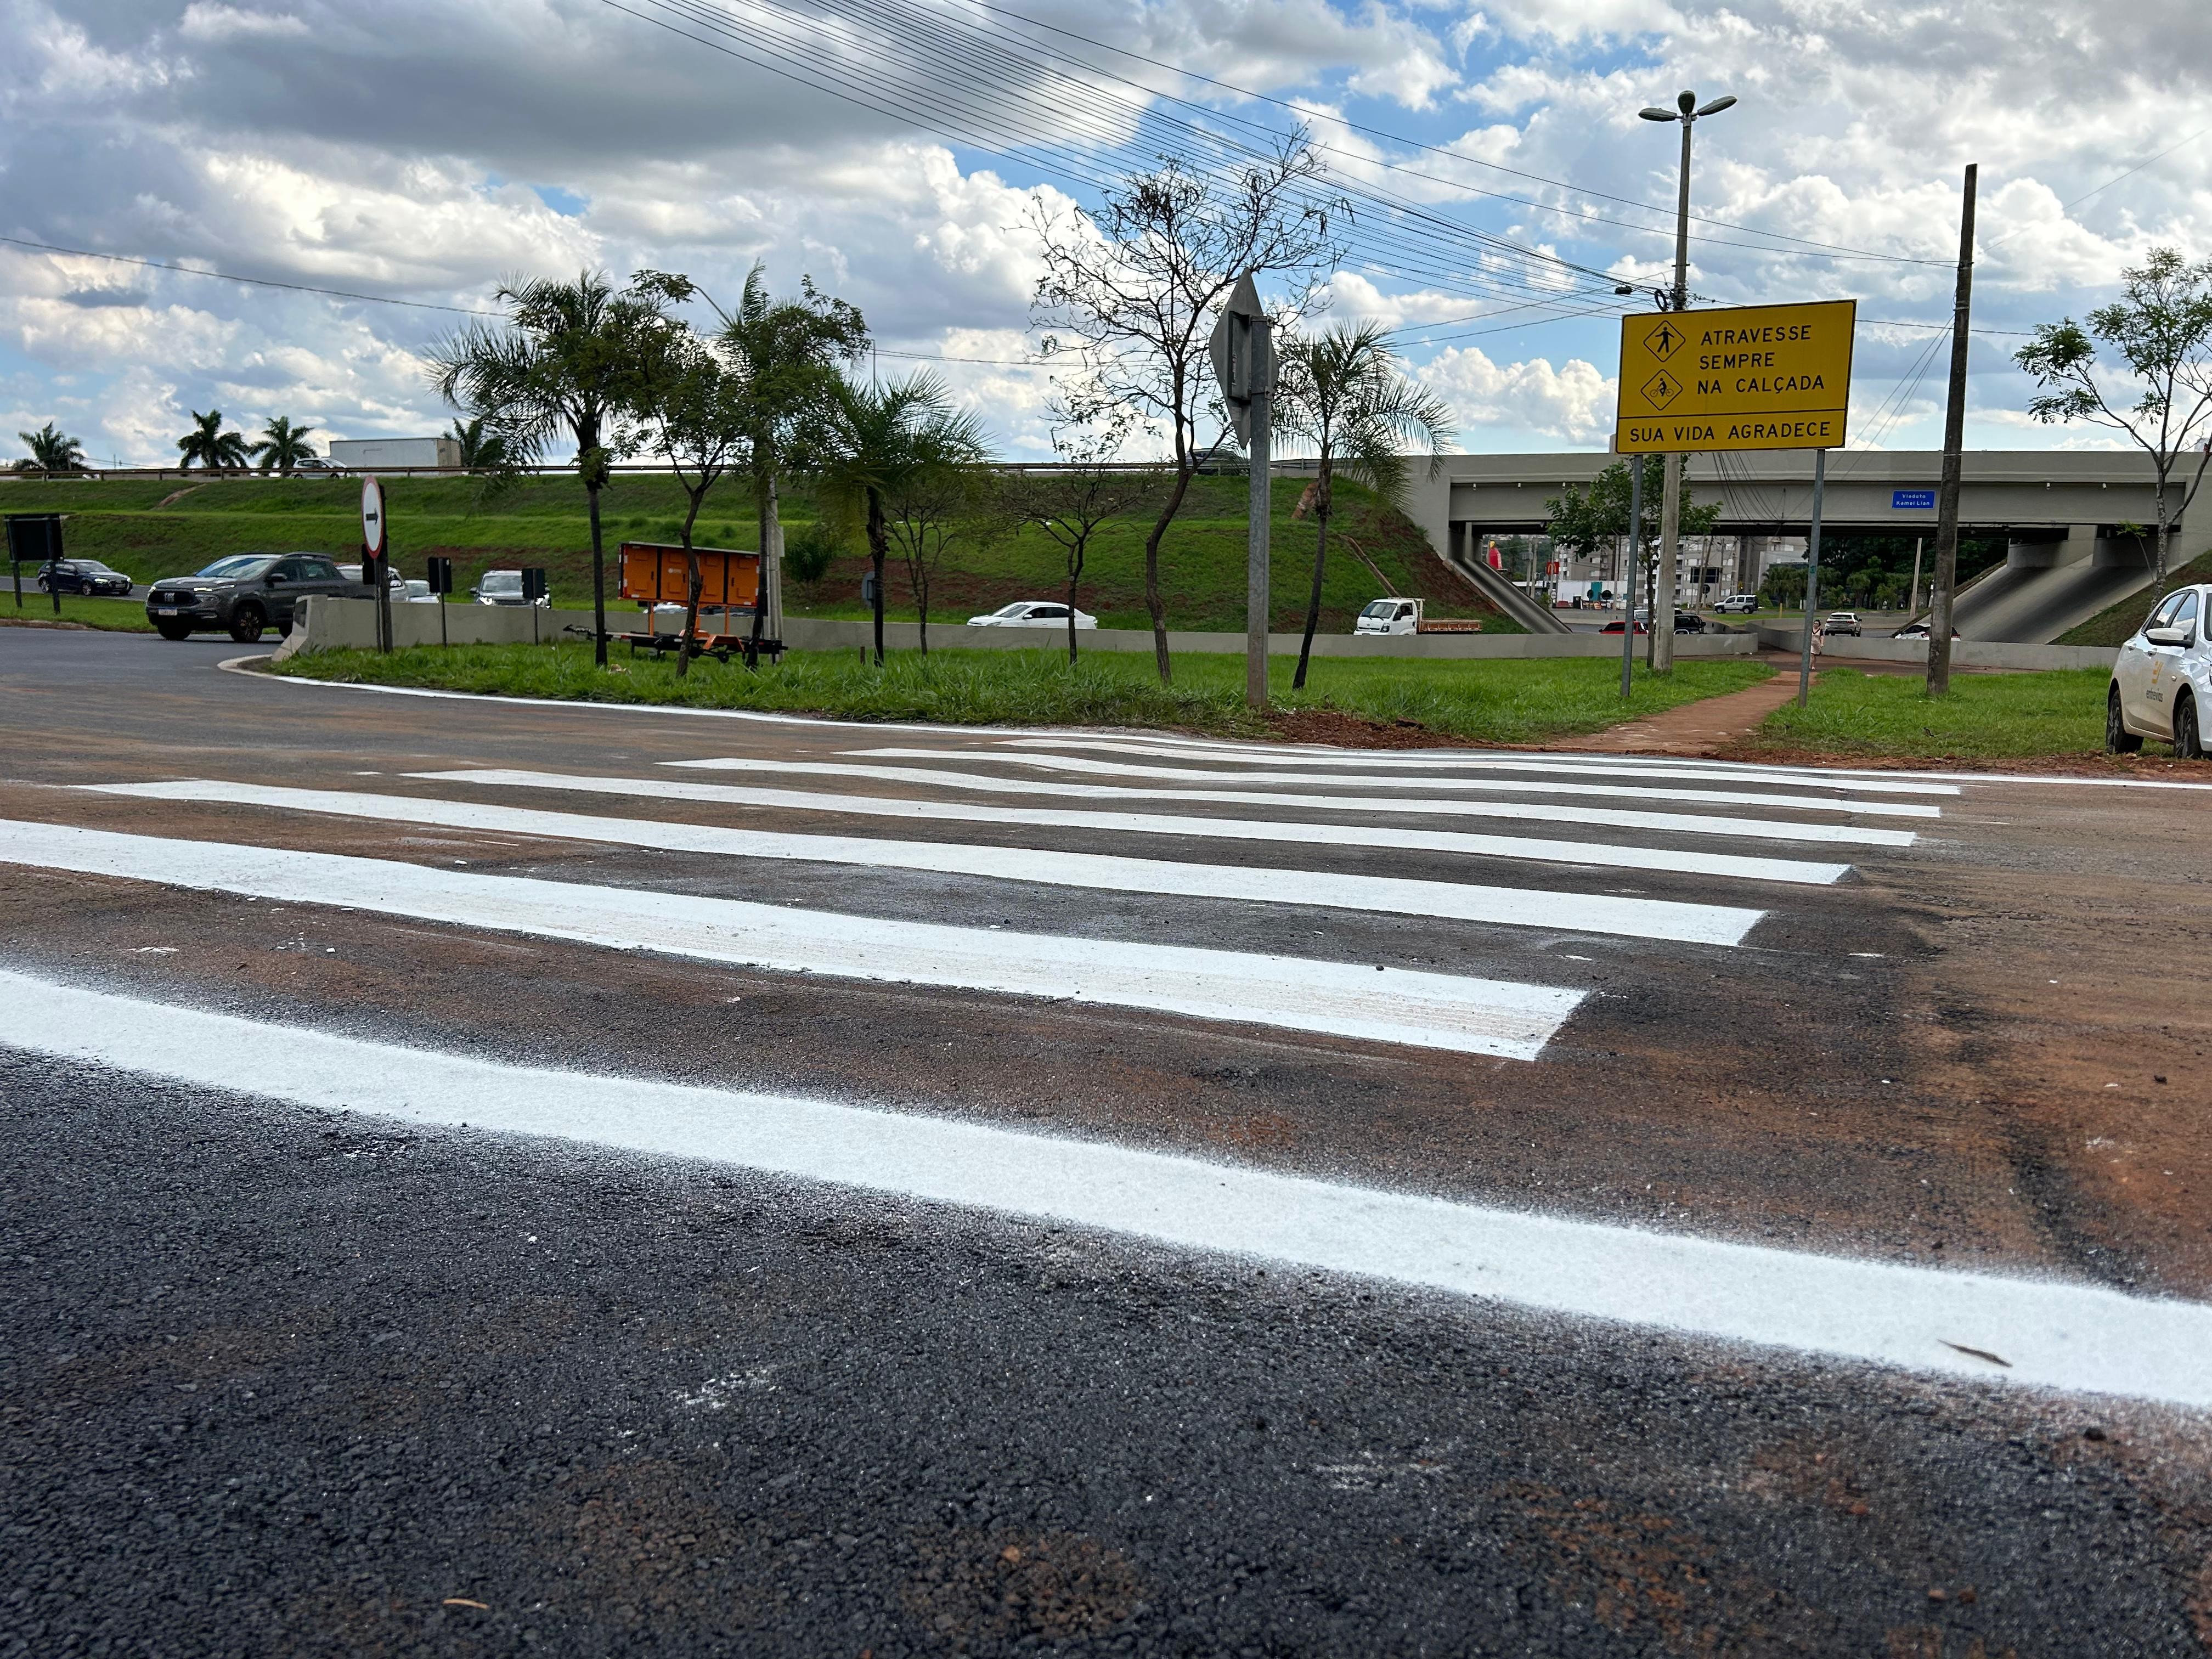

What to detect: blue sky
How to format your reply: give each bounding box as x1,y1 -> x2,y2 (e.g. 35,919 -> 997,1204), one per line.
1,0 -> 2205,464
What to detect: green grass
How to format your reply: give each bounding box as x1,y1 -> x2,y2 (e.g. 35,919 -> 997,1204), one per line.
1748,667 -> 2110,759
271,642 -> 1772,744
0,471 -> 1513,636
0,593 -> 156,632
2056,550 -> 2211,646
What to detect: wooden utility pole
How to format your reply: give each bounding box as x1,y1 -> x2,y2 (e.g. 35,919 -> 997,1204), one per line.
1928,163 -> 1977,695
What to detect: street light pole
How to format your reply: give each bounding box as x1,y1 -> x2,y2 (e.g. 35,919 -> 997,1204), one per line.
1639,89 -> 1735,675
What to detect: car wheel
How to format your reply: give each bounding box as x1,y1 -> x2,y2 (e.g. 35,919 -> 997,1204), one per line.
2176,694 -> 2204,761
154,621 -> 193,641
2107,684 -> 2143,753
228,602 -> 266,643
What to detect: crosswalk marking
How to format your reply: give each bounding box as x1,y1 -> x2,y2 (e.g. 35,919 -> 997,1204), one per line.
850,747 -> 1942,818
390,769 -> 1854,885
83,786 -> 1771,945
991,737 -> 1965,796
9,964 -> 2208,1407
0,821 -> 1582,1059
667,757 -> 1918,848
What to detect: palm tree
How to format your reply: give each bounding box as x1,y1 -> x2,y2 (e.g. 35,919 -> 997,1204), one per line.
814,372 -> 987,664
427,270 -> 676,667
447,416 -> 509,471
176,410 -> 251,471
16,421 -> 86,475
249,415 -> 317,473
715,263 -> 868,657
1273,324 -> 1454,688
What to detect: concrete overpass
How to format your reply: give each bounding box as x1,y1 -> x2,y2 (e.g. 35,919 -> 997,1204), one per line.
1381,449 -> 2208,642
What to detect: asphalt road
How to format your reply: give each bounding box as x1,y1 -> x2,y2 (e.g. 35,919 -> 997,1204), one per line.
3,628 -> 2210,1657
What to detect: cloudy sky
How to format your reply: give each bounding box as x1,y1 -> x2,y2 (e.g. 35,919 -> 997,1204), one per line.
3,0 -> 2207,465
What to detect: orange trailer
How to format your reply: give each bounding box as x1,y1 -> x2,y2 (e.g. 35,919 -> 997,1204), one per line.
613,541 -> 777,659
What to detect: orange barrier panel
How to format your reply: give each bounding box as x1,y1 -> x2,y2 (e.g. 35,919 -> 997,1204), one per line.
617,542 -> 761,619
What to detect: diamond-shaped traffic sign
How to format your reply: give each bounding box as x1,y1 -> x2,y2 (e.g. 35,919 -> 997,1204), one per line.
1641,369 -> 1683,408
1646,320 -> 1683,361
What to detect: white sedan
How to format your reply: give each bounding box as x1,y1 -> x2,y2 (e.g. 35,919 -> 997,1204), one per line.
967,600 -> 1097,629
2109,583 -> 2210,758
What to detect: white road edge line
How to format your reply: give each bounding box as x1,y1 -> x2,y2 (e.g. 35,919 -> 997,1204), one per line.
0,820 -> 1581,1059
394,769 -> 1853,886
83,786 -> 1768,945
668,757 -> 1919,847
847,748 -> 1942,819
6,965 -> 2209,1407
232,662 -> 2212,789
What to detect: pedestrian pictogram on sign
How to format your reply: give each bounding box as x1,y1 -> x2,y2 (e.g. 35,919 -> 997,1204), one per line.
1615,299 -> 1856,454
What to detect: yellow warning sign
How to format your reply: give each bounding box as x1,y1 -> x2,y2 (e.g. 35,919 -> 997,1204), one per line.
1615,300 -> 1856,453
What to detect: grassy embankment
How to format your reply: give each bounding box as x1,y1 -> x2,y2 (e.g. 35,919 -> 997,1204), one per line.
1,593 -> 157,631
1746,667 -> 2115,760
272,642 -> 1770,745
0,471 -> 1513,636
2056,549 -> 2212,646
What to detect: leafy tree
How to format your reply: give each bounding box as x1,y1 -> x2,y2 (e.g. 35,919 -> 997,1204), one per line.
815,373 -> 987,664
249,415 -> 317,474
715,263 -> 869,660
621,273 -> 755,678
1274,321 -> 1453,688
2016,247 -> 2212,585
1547,457 -> 1718,662
448,416 -> 509,471
176,409 -> 250,471
1002,437 -> 1163,664
780,523 -> 840,590
16,421 -> 85,475
428,269 -> 676,667
1030,138 -> 1346,682
1760,562 -> 1808,610
883,451 -> 995,656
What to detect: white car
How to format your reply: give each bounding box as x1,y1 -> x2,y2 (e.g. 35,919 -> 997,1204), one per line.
2109,584 -> 2210,758
1713,594 -> 1759,614
968,600 -> 1096,629
403,579 -> 440,604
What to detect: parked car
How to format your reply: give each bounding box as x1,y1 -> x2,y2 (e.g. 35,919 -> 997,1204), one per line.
2108,584 -> 2210,758
1712,594 -> 1759,614
145,553 -> 360,641
35,558 -> 132,597
472,569 -> 550,608
1674,611 -> 1707,634
1599,619 -> 1650,635
403,579 -> 440,604
967,600 -> 1096,629
1824,610 -> 1863,636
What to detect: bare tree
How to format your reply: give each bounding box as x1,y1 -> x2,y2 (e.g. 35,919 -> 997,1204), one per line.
1030,138 -> 1345,682
884,461 -> 992,656
2017,247 -> 2212,588
624,273 -> 752,678
1003,437 -> 1162,664
1273,323 -> 1453,689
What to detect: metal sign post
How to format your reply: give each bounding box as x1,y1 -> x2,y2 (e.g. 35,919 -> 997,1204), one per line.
1797,449 -> 1828,707
360,476 -> 392,653
426,555 -> 453,646
1210,272 -> 1274,710
1621,457 -> 1641,699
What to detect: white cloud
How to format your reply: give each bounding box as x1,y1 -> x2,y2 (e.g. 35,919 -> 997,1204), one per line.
1418,343 -> 1613,442
177,3 -> 309,41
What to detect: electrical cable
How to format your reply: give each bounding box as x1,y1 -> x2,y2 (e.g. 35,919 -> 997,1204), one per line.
0,235 -> 500,315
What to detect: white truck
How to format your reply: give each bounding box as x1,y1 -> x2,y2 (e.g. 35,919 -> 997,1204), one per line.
326,436 -> 464,472
1354,597 -> 1484,636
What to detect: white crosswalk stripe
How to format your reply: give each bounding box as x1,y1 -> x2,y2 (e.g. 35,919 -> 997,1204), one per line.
386,768 -> 1857,884
987,736 -> 1965,795
0,820 -> 1582,1059
666,756 -> 1919,847
847,747 -> 1943,817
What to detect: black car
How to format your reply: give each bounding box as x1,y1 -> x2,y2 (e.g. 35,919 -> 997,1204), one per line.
145,553 -> 363,642
36,558 -> 132,597
1674,611 -> 1706,633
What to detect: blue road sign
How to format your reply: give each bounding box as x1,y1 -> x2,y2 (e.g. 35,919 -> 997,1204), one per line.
1892,489 -> 1936,510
